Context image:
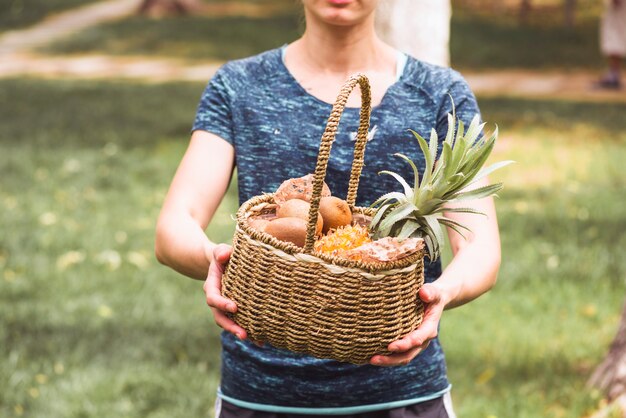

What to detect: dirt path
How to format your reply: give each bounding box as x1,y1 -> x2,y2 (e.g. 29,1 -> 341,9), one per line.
465,69 -> 626,102
0,52 -> 222,82
0,0 -> 140,56
2,51 -> 625,102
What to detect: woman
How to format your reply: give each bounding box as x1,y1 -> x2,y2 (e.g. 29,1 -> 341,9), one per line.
155,1 -> 501,416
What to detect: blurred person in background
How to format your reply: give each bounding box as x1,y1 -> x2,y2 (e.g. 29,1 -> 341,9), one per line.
597,0 -> 626,89
155,0 -> 502,417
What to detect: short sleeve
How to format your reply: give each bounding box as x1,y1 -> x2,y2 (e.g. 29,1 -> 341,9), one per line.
435,72 -> 481,142
192,68 -> 235,145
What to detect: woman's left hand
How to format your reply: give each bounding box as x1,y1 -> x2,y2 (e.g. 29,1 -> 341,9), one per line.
370,283 -> 447,367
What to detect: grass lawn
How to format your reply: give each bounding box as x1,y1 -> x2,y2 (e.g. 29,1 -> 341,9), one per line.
443,96 -> 626,416
450,8 -> 603,70
42,1 -> 605,70
1,78 -> 625,417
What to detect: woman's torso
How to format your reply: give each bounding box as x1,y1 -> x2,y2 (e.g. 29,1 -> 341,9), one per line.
192,47 -> 480,413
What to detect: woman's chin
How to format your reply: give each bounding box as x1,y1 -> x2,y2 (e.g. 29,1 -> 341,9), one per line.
317,9 -> 370,26
303,0 -> 377,27
327,0 -> 354,5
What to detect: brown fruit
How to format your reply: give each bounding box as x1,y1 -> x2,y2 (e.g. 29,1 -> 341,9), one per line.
319,196 -> 352,233
274,174 -> 331,204
264,217 -> 308,247
248,217 -> 270,232
276,199 -> 323,236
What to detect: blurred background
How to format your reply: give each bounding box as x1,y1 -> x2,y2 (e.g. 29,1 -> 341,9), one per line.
1,0 -> 625,417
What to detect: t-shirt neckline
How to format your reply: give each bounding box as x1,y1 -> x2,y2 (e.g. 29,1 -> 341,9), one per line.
276,45 -> 408,110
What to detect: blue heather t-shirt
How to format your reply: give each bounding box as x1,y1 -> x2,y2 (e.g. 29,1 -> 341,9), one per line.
193,47 -> 481,414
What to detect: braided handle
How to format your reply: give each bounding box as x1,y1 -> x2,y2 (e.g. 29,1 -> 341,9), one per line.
304,73 -> 372,253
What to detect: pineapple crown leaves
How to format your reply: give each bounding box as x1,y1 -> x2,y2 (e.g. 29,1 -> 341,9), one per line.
370,111 -> 513,261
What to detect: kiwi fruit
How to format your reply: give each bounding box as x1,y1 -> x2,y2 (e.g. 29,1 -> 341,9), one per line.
276,199 -> 323,236
319,196 -> 352,233
264,217 -> 308,247
248,217 -> 270,232
274,174 -> 331,204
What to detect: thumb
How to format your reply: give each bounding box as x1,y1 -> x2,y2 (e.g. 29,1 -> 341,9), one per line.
213,244 -> 233,265
419,283 -> 441,304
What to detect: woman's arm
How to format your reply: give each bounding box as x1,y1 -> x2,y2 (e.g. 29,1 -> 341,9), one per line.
435,176 -> 501,309
155,130 -> 235,280
155,130 -> 247,338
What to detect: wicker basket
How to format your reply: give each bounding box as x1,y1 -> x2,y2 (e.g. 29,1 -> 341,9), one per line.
221,74 -> 425,365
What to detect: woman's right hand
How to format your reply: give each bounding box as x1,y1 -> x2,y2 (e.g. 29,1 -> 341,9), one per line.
203,244 -> 247,340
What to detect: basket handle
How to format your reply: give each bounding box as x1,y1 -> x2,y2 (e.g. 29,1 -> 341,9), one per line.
304,73 -> 372,253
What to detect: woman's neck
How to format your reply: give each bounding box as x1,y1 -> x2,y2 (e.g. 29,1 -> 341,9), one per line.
290,15 -> 394,78
283,13 -> 398,107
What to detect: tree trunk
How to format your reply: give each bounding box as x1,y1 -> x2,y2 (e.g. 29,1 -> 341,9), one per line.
375,0 -> 451,67
519,0 -> 532,25
589,301 -> 626,415
138,0 -> 200,17
564,0 -> 576,28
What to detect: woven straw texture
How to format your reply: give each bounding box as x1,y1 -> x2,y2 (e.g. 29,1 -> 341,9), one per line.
222,74 -> 425,365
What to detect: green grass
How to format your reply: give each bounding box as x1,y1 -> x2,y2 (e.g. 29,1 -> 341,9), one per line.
0,0 -> 103,31
442,98 -> 626,416
0,78 -> 236,418
450,9 -> 603,70
1,78 -> 625,417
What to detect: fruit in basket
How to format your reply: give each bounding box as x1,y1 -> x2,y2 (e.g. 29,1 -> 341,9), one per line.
370,112 -> 512,261
314,224 -> 371,257
265,217 -> 308,247
352,213 -> 372,228
318,196 -> 352,233
248,217 -> 270,232
276,199 -> 323,236
274,174 -> 331,204
343,237 -> 424,263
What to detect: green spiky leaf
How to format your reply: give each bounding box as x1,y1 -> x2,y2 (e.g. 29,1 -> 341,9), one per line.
394,152 -> 420,192
370,108 -> 511,262
397,219 -> 421,240
410,129 -> 434,188
370,202 -> 394,231
448,183 -> 503,202
378,202 -> 418,233
379,170 -> 414,199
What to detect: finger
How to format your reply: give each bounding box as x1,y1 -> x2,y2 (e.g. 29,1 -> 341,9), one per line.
386,285 -> 444,352
388,321 -> 437,352
213,244 -> 233,267
370,343 -> 429,367
205,255 -> 237,313
206,287 -> 237,313
206,244 -> 232,283
206,254 -> 223,288
388,304 -> 442,352
207,244 -> 232,282
407,321 -> 438,349
212,308 -> 247,339
389,303 -> 443,352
